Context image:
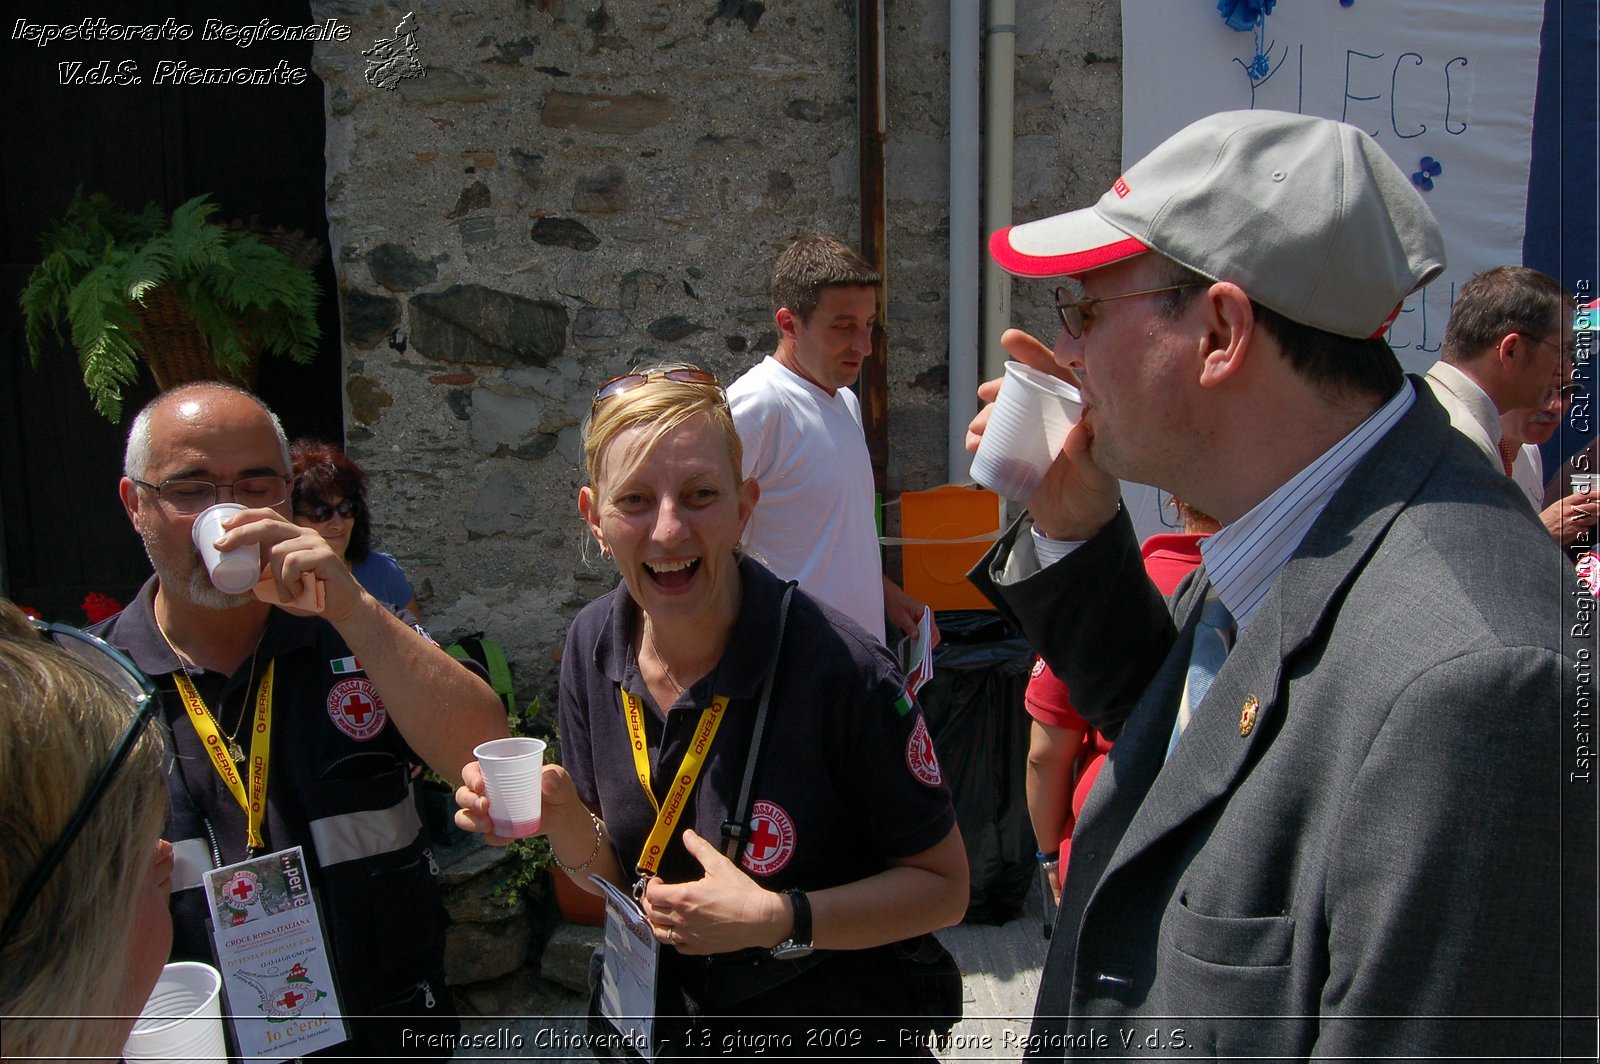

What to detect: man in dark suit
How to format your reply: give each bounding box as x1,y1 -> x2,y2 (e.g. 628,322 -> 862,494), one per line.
967,110 -> 1595,1059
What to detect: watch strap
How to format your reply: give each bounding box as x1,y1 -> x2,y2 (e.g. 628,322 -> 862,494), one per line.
785,888 -> 812,947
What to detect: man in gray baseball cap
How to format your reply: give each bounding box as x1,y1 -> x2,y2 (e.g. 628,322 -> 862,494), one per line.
968,109 -> 1593,1059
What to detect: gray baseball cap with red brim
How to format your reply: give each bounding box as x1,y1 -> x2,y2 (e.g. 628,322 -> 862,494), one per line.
989,109 -> 1447,339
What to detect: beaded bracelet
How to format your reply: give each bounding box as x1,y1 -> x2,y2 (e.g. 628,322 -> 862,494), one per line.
553,812 -> 604,875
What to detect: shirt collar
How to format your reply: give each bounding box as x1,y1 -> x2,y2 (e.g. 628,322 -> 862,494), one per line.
1425,360 -> 1502,449
588,556 -> 786,703
103,576 -> 319,678
1201,380 -> 1415,631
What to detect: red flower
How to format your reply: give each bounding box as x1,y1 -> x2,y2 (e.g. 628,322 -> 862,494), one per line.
82,592 -> 124,624
18,605 -> 43,620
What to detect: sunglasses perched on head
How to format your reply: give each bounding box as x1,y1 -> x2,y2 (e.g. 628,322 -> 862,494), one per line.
295,498 -> 361,523
592,368 -> 722,409
0,621 -> 160,950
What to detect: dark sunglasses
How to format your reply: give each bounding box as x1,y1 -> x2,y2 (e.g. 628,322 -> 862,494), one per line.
592,368 -> 722,409
0,622 -> 161,950
295,498 -> 361,523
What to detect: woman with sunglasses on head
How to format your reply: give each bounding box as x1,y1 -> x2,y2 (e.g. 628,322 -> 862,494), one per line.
290,440 -> 422,619
0,599 -> 172,1062
456,364 -> 967,1057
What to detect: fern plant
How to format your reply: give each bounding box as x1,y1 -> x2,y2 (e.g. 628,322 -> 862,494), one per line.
19,188 -> 322,422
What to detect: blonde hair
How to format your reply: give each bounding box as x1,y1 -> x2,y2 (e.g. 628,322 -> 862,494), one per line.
581,363 -> 742,494
0,600 -> 168,1060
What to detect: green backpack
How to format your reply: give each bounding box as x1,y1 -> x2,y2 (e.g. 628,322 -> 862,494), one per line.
444,632 -> 517,718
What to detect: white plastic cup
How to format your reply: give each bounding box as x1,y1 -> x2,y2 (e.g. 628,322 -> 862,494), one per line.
122,961 -> 226,1064
969,360 -> 1083,501
191,503 -> 261,595
474,736 -> 547,838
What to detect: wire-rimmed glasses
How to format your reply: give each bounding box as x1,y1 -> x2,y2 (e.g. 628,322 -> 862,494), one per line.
130,475 -> 292,514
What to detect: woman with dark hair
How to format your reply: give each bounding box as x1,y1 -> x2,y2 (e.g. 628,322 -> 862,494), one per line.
290,440 -> 421,618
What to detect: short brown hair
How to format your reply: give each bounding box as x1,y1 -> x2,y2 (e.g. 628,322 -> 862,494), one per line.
1441,265 -> 1566,365
1156,260 -> 1402,403
770,234 -> 880,324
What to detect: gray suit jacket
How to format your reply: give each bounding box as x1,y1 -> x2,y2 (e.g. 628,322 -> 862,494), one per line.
971,384 -> 1595,1059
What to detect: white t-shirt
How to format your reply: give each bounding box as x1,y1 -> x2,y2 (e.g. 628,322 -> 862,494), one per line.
728,356 -> 886,642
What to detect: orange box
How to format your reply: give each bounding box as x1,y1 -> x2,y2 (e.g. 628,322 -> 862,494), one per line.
899,486 -> 1004,611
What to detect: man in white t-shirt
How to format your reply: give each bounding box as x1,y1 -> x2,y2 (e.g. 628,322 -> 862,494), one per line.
727,234 -> 933,646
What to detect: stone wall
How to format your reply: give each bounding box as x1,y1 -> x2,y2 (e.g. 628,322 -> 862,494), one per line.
308,0 -> 1122,707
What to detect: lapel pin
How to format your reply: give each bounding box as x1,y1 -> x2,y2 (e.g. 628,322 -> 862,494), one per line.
1239,695 -> 1260,737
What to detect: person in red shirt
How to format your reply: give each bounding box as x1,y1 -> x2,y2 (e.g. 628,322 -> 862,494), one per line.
1025,500 -> 1219,902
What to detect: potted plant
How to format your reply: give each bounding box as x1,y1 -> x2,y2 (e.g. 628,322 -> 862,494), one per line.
19,187 -> 322,422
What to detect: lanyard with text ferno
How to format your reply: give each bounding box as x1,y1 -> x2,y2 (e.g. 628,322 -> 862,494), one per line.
175,663 -> 276,850
619,688 -> 730,893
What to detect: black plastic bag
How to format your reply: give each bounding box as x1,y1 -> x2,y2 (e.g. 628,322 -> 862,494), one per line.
918,611 -> 1036,925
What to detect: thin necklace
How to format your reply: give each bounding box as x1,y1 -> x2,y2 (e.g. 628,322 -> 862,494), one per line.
155,615 -> 265,764
642,630 -> 691,696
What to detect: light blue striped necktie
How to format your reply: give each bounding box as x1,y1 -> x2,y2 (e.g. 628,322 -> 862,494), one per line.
1165,588 -> 1236,762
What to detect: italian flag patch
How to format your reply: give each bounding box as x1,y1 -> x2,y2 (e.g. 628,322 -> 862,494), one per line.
330,656 -> 363,675
894,692 -> 915,717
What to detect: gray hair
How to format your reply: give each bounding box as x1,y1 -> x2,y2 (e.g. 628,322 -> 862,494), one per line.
123,382 -> 291,480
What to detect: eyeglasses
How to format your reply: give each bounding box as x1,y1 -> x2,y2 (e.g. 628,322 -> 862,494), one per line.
592,368 -> 722,409
1543,384 -> 1582,407
295,498 -> 361,523
131,475 -> 292,514
1054,283 -> 1209,339
1523,333 -> 1575,363
0,621 -> 161,950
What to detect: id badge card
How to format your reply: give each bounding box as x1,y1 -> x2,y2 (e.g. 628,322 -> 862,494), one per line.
592,874 -> 659,1060
202,846 -> 348,1061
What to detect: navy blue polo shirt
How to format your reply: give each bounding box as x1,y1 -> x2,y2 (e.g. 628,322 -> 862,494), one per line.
94,578 -> 449,1015
560,557 -> 955,892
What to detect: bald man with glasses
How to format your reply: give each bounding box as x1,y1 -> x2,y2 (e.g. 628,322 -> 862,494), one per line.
95,381 -> 507,1059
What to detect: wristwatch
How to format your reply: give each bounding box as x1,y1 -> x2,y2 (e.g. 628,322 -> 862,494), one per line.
769,888 -> 814,960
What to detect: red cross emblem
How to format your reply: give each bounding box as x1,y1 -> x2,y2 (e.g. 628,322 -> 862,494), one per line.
739,800 -> 796,877
266,980 -> 317,1018
1578,551 -> 1599,596
224,871 -> 260,909
327,678 -> 386,740
906,716 -> 942,787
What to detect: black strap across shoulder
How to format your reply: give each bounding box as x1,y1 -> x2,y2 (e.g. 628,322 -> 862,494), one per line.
720,580 -> 795,862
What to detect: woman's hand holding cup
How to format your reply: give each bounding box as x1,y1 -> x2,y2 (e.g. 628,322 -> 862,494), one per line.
456,760 -> 582,847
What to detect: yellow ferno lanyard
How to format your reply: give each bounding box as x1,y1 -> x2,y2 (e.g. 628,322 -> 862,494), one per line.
175,663 -> 275,850
618,688 -> 730,882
